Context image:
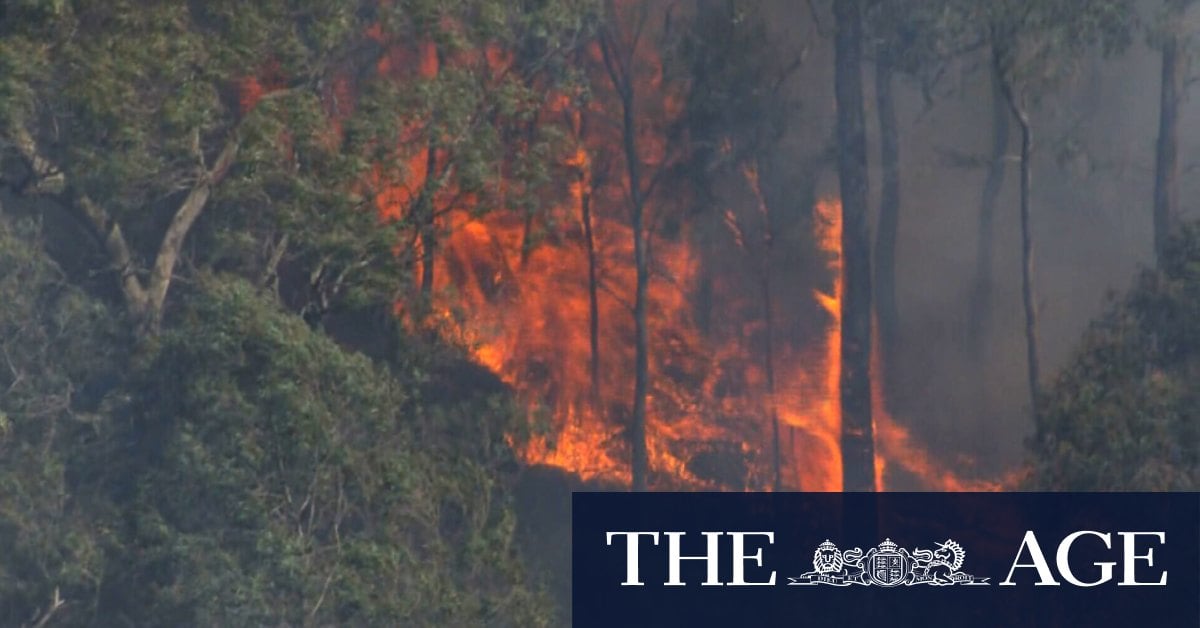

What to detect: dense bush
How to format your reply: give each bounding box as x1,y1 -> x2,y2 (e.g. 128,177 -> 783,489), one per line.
1030,223 -> 1200,490
0,217 -> 122,627
0,218 -> 549,626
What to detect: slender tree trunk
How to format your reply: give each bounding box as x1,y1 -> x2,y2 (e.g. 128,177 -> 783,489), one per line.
581,177 -> 602,405
13,126 -> 238,337
968,56 -> 1010,355
762,269 -> 781,491
600,27 -> 650,492
747,161 -> 782,490
626,102 -> 650,493
418,143 -> 438,298
695,222 -> 714,335
1154,26 -> 1183,265
1002,83 -> 1040,419
833,0 -> 875,492
873,56 -> 900,406
521,117 -> 541,269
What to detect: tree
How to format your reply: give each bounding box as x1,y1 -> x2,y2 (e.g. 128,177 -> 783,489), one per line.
865,0 -> 973,398
0,1 -> 597,623
314,0 -> 593,326
873,45 -> 901,375
0,215 -> 120,626
594,0 -> 684,491
966,58 -> 1011,357
958,0 -> 1134,419
0,206 -> 557,625
0,0 -> 590,337
833,0 -> 875,492
677,0 -> 799,490
1030,222 -> 1200,490
0,1 -> 367,336
104,278 -> 549,625
569,112 -> 606,405
1152,0 -> 1195,266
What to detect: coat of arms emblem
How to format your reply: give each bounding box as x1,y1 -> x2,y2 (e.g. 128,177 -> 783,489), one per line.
866,539 -> 908,586
789,538 -> 989,587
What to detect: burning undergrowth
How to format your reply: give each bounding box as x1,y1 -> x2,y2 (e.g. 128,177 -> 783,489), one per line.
353,4 -> 1003,492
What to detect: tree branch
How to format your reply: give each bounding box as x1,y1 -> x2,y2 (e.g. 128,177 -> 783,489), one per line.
76,195 -> 148,312
27,587 -> 65,628
8,124 -> 241,333
143,133 -> 240,331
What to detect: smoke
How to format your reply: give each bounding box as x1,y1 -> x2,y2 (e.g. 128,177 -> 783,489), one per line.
759,2 -> 1194,481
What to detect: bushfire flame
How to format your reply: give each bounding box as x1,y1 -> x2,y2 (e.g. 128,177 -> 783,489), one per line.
415,192 -> 1001,491
352,12 -> 1003,492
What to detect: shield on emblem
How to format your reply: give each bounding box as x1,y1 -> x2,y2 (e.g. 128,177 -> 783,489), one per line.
869,551 -> 907,586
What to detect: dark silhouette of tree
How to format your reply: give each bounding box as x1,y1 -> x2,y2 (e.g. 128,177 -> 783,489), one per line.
834,0 -> 875,492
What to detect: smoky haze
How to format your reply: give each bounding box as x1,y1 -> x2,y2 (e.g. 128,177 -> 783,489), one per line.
753,1 -> 1196,480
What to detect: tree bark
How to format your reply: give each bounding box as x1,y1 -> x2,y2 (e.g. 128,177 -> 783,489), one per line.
833,0 -> 875,492
13,126 -> 238,336
968,57 -> 1010,355
1001,81 -> 1040,420
746,161 -> 782,490
143,137 -> 239,332
763,269 -> 781,491
520,117 -> 541,269
601,24 -> 650,492
1153,25 -> 1183,265
418,143 -> 439,299
626,105 -> 650,494
873,55 -> 900,406
581,170 -> 602,405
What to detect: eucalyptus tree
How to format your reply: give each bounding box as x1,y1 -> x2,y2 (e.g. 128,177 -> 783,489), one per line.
947,0 -> 1135,419
1152,0 -> 1196,265
0,1 -> 596,624
678,0 -> 801,490
865,0 -> 978,396
833,0 -> 875,492
0,0 -> 594,337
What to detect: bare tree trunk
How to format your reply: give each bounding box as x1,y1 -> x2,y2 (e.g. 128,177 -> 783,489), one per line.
600,22 -> 650,492
12,126 -> 238,336
746,161 -> 782,490
418,143 -> 438,299
1154,25 -> 1183,265
833,0 -> 875,492
873,56 -> 900,406
968,56 -> 1010,355
695,222 -> 715,335
626,112 -> 650,493
572,58 -> 605,408
581,176 -> 602,405
762,269 -> 781,491
1002,82 -> 1040,419
521,117 -> 541,269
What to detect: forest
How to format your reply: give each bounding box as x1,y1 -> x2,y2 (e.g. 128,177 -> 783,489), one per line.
0,0 -> 1197,625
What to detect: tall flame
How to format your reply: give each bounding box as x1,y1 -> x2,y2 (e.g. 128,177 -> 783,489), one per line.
354,12 -> 1004,492
421,189 -> 1004,491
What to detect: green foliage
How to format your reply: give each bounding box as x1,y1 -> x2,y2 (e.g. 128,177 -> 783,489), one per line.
100,277 -> 547,625
1,0 -> 595,329
0,216 -> 122,625
1031,223 -> 1200,490
0,213 -> 550,625
950,0 -> 1135,92
860,0 -> 1135,103
0,2 -> 599,622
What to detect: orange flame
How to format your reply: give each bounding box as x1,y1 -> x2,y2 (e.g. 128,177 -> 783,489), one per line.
354,7 -> 1005,492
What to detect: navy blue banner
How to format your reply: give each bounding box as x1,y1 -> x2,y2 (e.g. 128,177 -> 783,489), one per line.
572,492 -> 1199,627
